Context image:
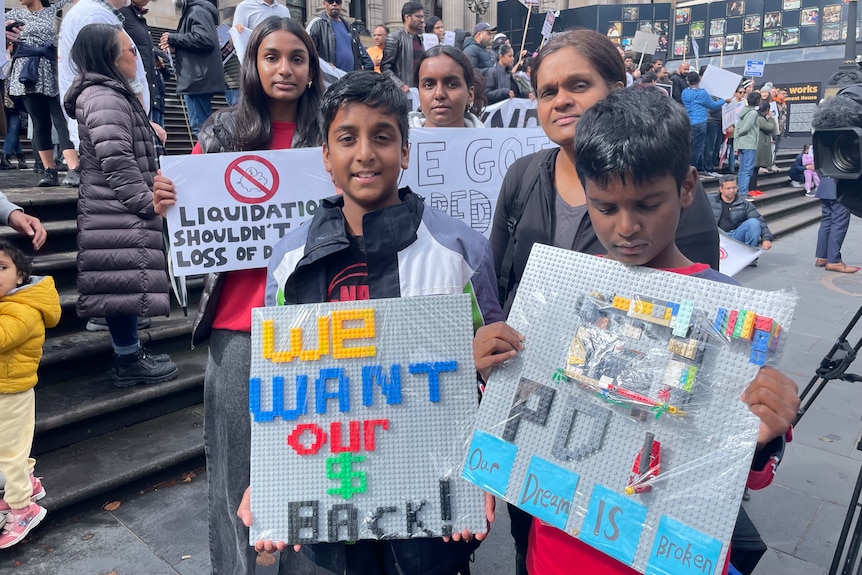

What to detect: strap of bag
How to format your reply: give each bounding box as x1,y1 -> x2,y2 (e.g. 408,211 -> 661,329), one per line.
497,150 -> 550,304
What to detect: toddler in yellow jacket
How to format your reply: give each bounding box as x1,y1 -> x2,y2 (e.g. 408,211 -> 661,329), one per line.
0,239 -> 61,548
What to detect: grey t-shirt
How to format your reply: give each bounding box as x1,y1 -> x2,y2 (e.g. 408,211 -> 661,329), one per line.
553,192 -> 588,249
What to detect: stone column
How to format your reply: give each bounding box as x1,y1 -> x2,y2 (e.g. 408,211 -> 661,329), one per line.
442,0 -> 468,32
366,0 -> 384,28
384,0 -> 403,30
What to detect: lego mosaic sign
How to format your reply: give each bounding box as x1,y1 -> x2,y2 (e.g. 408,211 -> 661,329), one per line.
463,246 -> 797,575
249,295 -> 486,544
159,127 -> 553,276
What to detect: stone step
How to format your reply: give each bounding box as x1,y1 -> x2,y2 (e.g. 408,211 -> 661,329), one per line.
34,405 -> 204,512
34,348 -> 206,455
49,276 -> 204,333
39,315 -> 196,383
755,192 -> 819,220
769,203 -> 823,239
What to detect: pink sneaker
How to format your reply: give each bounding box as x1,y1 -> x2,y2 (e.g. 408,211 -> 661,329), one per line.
0,476 -> 46,524
0,502 -> 46,548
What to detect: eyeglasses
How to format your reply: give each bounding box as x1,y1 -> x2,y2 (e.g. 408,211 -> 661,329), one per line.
127,45 -> 138,57
325,0 -> 342,5
735,90 -> 744,94
410,12 -> 425,19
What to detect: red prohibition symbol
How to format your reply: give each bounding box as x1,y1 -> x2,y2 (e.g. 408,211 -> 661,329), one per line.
224,155 -> 280,204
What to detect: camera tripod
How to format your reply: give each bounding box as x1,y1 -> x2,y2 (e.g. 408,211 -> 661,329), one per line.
795,303 -> 862,575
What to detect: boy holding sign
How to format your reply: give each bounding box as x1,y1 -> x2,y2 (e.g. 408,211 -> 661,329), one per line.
238,71 -> 521,573
525,87 -> 799,574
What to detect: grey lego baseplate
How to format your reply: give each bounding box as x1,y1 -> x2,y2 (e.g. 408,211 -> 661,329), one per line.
249,294 -> 486,544
463,245 -> 797,575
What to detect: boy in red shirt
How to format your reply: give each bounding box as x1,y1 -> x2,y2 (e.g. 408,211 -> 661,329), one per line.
526,87 -> 799,575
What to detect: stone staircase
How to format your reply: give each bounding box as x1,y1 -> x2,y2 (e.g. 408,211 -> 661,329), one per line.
0,176 -> 208,512
0,25 -> 230,516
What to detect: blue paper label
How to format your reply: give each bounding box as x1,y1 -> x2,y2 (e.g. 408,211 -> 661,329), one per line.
646,515 -> 723,575
518,456 -> 578,530
579,484 -> 648,566
461,430 -> 517,497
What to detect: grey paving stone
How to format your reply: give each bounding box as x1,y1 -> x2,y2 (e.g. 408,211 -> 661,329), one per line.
774,441 -> 861,505
743,484 -> 822,555
753,548 -> 828,575
473,498 -> 516,573
0,513 -> 176,575
109,474 -> 209,570
796,500 -> 847,570
793,407 -> 862,456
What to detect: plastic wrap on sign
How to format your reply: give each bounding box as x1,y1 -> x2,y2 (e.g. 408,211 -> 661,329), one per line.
462,245 -> 798,575
249,294 -> 486,544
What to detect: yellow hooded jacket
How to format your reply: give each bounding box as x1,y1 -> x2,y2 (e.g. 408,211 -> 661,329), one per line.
0,275 -> 61,394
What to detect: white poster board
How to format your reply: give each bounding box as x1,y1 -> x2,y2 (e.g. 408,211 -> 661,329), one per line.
700,65 -> 742,101
718,230 -> 762,277
632,30 -> 659,55
423,33 -> 440,51
229,27 -> 252,66
541,10 -> 557,39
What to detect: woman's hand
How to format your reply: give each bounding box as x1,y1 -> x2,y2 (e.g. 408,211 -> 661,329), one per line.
237,486 -> 302,552
153,170 -> 177,217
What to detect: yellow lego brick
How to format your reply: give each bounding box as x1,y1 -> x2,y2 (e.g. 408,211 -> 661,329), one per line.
613,296 -> 631,311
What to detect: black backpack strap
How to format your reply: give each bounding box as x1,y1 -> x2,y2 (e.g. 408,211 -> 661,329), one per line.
497,150 -> 549,305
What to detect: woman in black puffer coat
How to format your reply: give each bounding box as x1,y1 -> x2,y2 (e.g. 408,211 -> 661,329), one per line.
64,23 -> 178,388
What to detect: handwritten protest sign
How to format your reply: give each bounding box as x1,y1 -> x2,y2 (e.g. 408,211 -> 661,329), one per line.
480,98 -> 539,128
463,246 -> 797,575
249,295 -> 486,543
159,127 -> 553,276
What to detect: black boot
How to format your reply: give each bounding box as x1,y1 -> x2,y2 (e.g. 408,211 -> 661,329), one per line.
37,167 -> 58,187
112,348 -> 178,388
16,153 -> 27,170
0,154 -> 14,170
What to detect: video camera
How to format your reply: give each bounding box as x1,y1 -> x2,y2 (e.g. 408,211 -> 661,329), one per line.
812,84 -> 862,205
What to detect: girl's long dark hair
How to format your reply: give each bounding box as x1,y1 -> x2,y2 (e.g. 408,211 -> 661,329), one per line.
70,23 -> 131,92
233,17 -> 324,150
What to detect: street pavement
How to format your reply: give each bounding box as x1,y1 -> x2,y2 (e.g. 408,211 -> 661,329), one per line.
2,217 -> 862,575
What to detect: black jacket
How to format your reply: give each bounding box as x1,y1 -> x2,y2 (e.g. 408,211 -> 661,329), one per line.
462,36 -> 493,75
306,14 -> 372,72
484,62 -> 512,104
120,5 -> 158,109
787,153 -> 805,183
491,148 -> 721,312
670,72 -> 687,103
167,0 -> 225,95
708,193 -> 774,242
380,28 -> 417,89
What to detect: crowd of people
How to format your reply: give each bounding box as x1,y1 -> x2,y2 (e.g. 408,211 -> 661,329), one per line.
0,1 -> 831,572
